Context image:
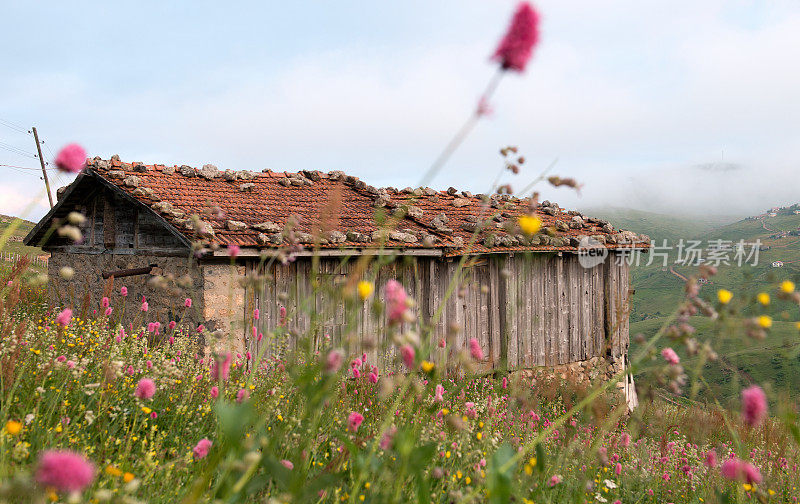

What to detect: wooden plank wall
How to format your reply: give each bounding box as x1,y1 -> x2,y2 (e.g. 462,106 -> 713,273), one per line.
248,252 -> 631,372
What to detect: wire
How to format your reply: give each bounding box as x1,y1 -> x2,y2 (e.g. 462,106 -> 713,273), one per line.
0,163 -> 39,170
0,118 -> 29,135
0,141 -> 38,159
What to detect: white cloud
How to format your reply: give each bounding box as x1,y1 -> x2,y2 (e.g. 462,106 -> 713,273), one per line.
3,1 -> 800,221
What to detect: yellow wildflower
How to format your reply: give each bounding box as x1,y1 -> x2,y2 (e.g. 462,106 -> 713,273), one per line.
4,420 -> 22,436
420,361 -> 435,373
518,215 -> 542,236
757,315 -> 773,329
757,292 -> 770,305
717,289 -> 733,304
105,465 -> 123,477
123,472 -> 135,483
357,281 -> 374,301
781,280 -> 796,293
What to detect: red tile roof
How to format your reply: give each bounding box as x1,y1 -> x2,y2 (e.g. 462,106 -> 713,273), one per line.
85,157 -> 650,256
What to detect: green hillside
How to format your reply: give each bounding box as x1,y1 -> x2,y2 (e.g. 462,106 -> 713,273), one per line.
599,207 -> 800,402
0,214 -> 45,257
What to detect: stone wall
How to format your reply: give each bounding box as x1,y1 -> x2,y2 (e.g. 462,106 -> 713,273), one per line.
200,262 -> 247,353
515,356 -> 638,410
47,252 -> 204,329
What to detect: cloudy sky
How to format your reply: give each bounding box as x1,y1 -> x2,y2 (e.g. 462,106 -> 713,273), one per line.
2,1 -> 799,221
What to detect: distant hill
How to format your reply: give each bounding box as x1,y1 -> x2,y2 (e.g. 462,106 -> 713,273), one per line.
0,214 -> 44,256
595,207 -> 800,403
581,206 -> 738,242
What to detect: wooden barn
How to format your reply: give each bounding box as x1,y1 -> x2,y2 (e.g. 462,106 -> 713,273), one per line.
26,157 -> 649,387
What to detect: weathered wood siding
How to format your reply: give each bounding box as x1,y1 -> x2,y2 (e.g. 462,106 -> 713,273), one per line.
248,252 -> 631,371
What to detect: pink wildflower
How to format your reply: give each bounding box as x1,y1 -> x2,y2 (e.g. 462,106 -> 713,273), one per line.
101,297 -> 109,308
210,386 -> 219,399
35,450 -> 95,493
135,378 -> 156,400
169,321 -> 176,330
385,280 -> 411,324
469,338 -> 484,361
352,367 -> 361,379
280,459 -> 294,470
348,412 -> 364,432
184,298 -> 192,308
548,474 -> 562,487
435,384 -> 445,402
614,462 -> 622,475
227,244 -> 240,257
325,349 -> 344,373
705,450 -> 718,467
193,438 -> 212,459
368,372 -> 378,383
120,286 -> 128,296
253,308 -> 260,320
721,458 -> 762,484
141,300 -> 148,312
400,344 -> 415,368
236,389 -> 250,403
211,352 -> 232,381
55,308 -> 72,327
741,385 -> 767,427
104,307 -> 112,316
492,2 -> 540,72
380,426 -> 397,450
661,347 -> 680,365
620,433 -> 631,447
54,144 -> 87,173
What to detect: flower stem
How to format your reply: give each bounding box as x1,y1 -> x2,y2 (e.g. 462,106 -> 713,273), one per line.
418,69 -> 504,188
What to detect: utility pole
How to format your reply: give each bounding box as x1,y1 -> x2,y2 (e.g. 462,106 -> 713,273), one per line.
32,127 -> 54,208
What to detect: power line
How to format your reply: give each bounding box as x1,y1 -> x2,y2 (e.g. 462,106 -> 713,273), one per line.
0,118 -> 29,135
0,163 -> 40,171
0,141 -> 38,159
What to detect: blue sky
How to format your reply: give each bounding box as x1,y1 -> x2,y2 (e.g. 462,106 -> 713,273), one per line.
2,1 -> 800,221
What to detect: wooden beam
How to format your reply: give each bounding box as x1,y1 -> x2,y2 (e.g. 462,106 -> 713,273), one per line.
103,193 -> 116,249
209,247 -> 443,258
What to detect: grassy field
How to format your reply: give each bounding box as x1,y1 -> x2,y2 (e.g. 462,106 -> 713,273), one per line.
596,206 -> 800,402
0,215 -> 44,256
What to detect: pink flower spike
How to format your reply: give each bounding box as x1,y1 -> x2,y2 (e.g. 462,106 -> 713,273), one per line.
385,280 -> 411,324
193,438 -> 212,459
35,450 -> 95,493
135,378 -> 156,400
210,386 -> 219,399
184,298 -> 192,308
141,301 -> 149,312
54,144 -> 87,173
705,449 -> 718,467
469,338 -> 484,361
227,244 -> 240,257
236,388 -> 250,403
661,347 -> 680,365
348,411 -> 364,432
325,349 -> 344,373
492,2 -> 540,73
280,459 -> 294,470
253,308 -> 260,320
120,286 -> 128,296
101,297 -> 110,308
211,352 -> 232,381
400,345 -> 415,369
741,385 -> 768,427
55,308 -> 73,327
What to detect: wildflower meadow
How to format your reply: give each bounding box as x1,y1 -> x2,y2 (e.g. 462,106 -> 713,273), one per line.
2,2 -> 800,504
